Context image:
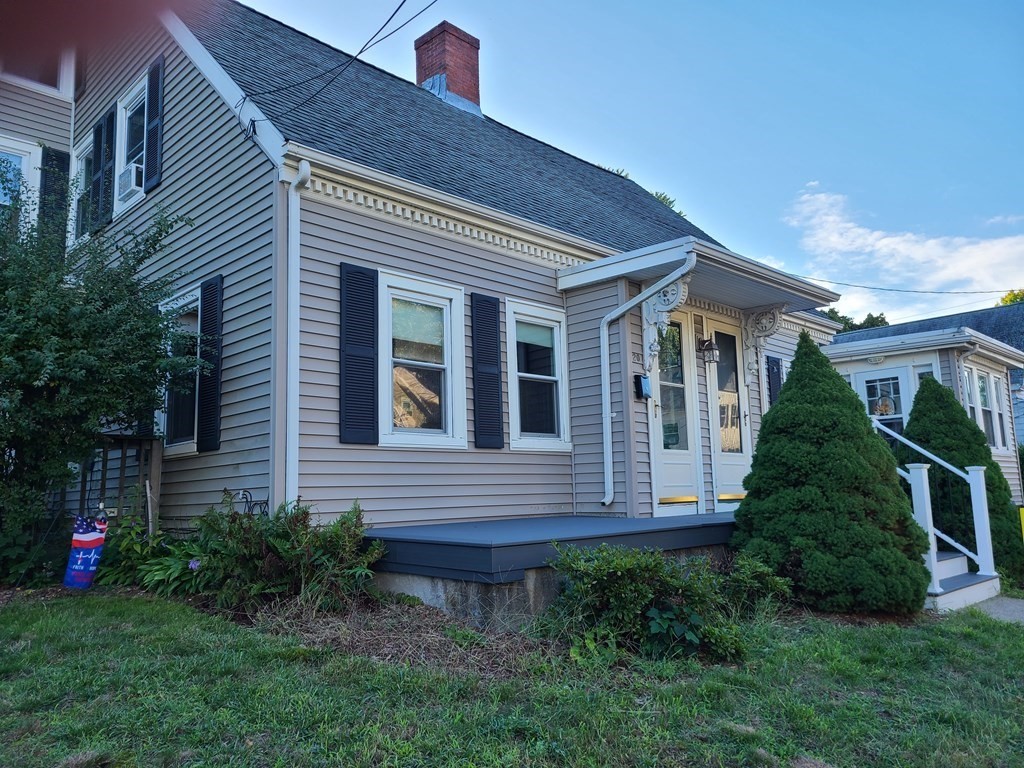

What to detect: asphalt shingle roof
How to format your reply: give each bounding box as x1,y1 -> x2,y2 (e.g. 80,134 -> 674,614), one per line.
182,0 -> 720,253
833,302 -> 1024,353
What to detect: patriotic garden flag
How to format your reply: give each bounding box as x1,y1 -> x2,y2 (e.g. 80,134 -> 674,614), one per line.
63,513 -> 108,589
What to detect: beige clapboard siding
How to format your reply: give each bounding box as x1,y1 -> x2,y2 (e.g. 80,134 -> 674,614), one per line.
567,280 -> 631,514
297,196 -> 575,525
690,313 -> 714,510
73,22 -> 277,521
0,80 -> 71,150
938,349 -> 957,390
625,283 -> 653,516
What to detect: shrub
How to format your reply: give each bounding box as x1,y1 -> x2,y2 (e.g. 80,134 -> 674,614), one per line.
896,376 -> 1024,581
102,496 -> 383,613
733,332 -> 930,614
96,512 -> 168,587
545,543 -> 751,662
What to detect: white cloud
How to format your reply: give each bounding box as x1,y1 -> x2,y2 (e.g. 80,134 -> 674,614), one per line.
985,214 -> 1024,226
785,187 -> 1024,320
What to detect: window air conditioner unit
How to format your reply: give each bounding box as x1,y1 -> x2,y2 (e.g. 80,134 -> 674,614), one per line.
117,163 -> 144,200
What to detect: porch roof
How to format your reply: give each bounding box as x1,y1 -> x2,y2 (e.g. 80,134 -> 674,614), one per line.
556,237 -> 839,312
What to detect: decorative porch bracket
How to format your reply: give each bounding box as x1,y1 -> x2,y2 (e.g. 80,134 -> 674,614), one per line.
741,305 -> 785,386
641,277 -> 690,372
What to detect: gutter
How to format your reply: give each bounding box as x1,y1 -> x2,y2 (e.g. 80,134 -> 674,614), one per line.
600,250 -> 697,506
284,160 -> 311,504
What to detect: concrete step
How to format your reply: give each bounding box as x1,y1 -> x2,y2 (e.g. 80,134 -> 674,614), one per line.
926,572 -> 1001,612
934,550 -> 969,580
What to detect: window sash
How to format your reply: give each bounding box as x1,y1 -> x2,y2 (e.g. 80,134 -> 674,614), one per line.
507,300 -> 569,451
377,272 -> 466,449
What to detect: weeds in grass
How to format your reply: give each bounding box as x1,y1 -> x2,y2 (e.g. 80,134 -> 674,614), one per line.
2,592 -> 1023,767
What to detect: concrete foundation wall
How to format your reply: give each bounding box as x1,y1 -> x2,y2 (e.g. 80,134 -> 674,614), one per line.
372,543 -> 729,629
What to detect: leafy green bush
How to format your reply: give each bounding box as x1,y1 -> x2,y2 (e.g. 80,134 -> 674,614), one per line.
101,496 -> 383,613
545,543 -> 756,662
97,512 -> 167,587
897,376 -> 1024,581
733,332 -> 930,614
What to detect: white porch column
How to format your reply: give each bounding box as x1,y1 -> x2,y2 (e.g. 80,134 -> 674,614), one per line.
906,463 -> 942,593
966,465 -> 997,577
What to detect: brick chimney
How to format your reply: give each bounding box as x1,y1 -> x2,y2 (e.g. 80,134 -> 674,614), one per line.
414,21 -> 481,115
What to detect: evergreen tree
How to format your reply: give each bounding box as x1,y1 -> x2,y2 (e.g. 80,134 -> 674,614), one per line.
733,332 -> 929,613
897,376 -> 1024,582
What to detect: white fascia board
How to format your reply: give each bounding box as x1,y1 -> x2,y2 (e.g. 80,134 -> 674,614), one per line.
160,11 -> 285,167
556,237 -> 698,291
282,141 -> 617,258
825,327 -> 1024,368
690,239 -> 841,305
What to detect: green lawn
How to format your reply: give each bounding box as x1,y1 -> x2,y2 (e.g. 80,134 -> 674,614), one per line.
1,593 -> 1023,767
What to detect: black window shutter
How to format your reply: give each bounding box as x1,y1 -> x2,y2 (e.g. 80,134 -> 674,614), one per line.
339,262 -> 378,444
766,355 -> 783,408
471,293 -> 503,448
38,147 -> 70,243
90,105 -> 115,231
197,274 -> 224,453
143,55 -> 164,194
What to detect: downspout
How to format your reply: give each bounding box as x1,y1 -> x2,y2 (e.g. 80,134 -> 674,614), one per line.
600,251 -> 697,505
285,159 -> 311,504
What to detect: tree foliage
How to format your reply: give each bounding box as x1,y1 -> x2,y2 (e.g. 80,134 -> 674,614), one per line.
733,332 -> 929,613
825,307 -> 890,332
997,288 -> 1024,306
0,168 -> 194,579
600,165 -> 686,217
896,376 -> 1024,581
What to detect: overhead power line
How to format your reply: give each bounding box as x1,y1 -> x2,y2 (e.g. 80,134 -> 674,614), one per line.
236,0 -> 439,132
789,274 -> 1018,296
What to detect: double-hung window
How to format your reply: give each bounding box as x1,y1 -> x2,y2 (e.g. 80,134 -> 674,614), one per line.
378,272 -> 466,449
164,293 -> 200,452
0,135 -> 42,221
963,365 -> 1010,450
86,56 -> 164,231
160,276 -> 224,456
113,74 -> 149,215
506,300 -> 570,451
72,139 -> 94,240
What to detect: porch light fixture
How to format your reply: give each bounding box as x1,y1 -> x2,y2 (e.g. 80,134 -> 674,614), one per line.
696,336 -> 720,364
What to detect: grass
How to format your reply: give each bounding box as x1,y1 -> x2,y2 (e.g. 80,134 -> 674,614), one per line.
2,592 -> 1023,767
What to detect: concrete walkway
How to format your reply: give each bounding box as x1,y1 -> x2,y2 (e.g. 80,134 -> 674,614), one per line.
971,596 -> 1024,624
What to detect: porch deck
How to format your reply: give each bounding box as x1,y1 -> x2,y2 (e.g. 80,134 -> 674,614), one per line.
366,512 -> 735,584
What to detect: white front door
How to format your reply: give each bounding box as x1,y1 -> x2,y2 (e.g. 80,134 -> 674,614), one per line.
708,320 -> 753,509
652,318 -> 701,515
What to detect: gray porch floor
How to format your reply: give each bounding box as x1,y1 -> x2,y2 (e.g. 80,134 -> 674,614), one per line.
366,512 -> 735,583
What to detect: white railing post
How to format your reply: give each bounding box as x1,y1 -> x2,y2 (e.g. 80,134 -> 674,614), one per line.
966,465 -> 996,577
907,463 -> 942,594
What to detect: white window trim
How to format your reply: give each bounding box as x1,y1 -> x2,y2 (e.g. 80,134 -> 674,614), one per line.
0,134 -> 43,223
0,51 -> 74,99
159,286 -> 201,458
377,270 -> 467,450
112,72 -> 148,218
506,299 -> 571,452
963,364 -> 1012,453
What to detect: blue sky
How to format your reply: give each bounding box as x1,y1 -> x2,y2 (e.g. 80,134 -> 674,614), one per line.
242,0 -> 1023,323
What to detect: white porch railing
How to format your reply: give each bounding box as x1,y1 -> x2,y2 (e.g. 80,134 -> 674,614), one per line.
872,418 -> 997,593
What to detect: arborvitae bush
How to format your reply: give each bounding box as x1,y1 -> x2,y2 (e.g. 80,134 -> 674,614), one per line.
896,375 -> 1024,582
733,332 -> 929,613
